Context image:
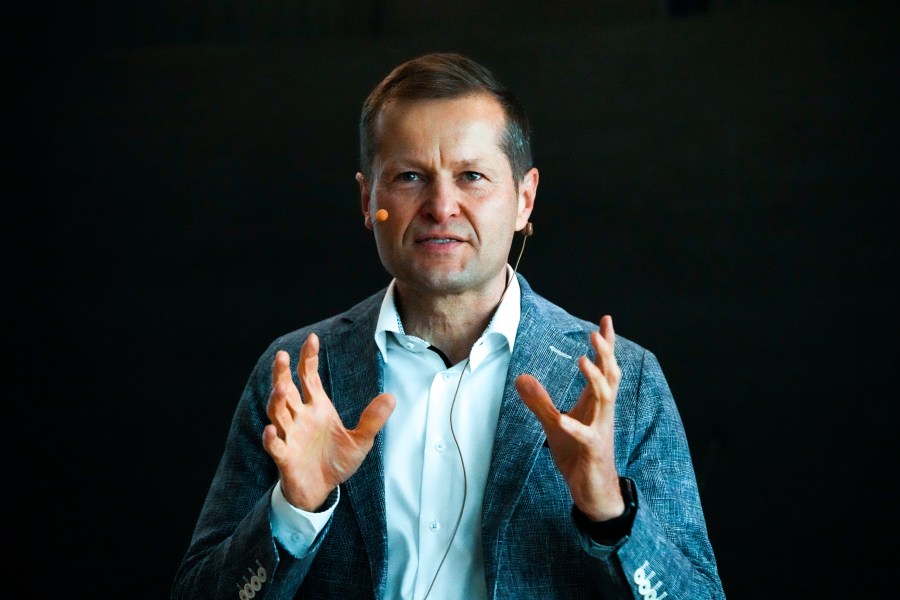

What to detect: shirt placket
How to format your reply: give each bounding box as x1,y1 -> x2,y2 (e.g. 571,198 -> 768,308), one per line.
416,364 -> 466,598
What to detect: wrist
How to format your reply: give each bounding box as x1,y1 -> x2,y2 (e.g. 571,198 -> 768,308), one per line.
281,481 -> 333,512
572,477 -> 638,544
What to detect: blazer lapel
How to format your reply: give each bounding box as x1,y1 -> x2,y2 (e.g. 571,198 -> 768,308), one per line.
322,298 -> 390,599
481,279 -> 590,591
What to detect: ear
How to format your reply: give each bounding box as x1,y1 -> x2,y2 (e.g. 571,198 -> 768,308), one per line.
357,172 -> 373,230
515,167 -> 539,232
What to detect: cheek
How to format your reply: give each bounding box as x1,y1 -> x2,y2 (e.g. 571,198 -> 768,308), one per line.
481,203 -> 521,238
373,188 -> 418,218
372,205 -> 411,247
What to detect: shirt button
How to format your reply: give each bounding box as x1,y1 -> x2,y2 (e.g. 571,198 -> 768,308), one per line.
405,342 -> 415,350
429,520 -> 440,532
434,441 -> 445,452
442,372 -> 454,381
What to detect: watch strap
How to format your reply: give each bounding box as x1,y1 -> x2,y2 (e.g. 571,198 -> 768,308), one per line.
571,476 -> 638,544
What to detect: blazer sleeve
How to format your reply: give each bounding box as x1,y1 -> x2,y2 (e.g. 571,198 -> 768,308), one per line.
578,345 -> 725,600
170,339 -> 332,600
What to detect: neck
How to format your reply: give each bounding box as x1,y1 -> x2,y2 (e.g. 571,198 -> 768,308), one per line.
395,270 -> 511,365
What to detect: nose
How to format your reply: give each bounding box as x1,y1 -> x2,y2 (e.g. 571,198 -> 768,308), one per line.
420,177 -> 460,223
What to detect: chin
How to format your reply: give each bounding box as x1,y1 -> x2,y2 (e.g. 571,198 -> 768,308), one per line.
397,265 -> 506,297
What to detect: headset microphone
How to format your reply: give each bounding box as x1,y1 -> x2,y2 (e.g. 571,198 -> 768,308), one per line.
510,220 -> 532,275
521,221 -> 533,237
375,209 -> 389,222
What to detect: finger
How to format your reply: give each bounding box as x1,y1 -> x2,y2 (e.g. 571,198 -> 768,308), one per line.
297,333 -> 324,404
262,424 -> 287,460
592,322 -> 621,389
271,350 -> 294,390
572,352 -> 618,424
556,411 -> 595,445
266,392 -> 296,438
587,334 -> 620,427
353,393 -> 397,444
270,350 -> 301,420
600,314 -> 615,345
572,355 -> 605,423
515,374 -> 561,427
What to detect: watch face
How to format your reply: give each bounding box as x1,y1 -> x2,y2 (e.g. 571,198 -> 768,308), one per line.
620,476 -> 638,509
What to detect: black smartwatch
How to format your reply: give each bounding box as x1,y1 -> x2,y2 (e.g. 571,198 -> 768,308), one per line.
572,476 -> 638,544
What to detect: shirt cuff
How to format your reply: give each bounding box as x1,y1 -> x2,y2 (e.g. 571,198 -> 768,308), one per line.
270,482 -> 339,557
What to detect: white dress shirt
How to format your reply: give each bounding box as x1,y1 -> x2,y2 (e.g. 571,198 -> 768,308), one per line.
271,268 -> 521,600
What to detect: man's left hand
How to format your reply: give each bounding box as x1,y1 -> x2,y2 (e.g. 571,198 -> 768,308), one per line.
515,314 -> 624,522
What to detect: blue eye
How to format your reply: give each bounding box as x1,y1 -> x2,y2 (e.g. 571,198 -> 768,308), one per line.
399,172 -> 421,182
463,172 -> 483,181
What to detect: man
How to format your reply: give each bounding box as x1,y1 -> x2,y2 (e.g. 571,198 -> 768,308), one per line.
172,52 -> 725,599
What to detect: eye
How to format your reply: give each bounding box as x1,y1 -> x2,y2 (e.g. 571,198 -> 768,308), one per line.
462,171 -> 483,182
399,172 -> 422,182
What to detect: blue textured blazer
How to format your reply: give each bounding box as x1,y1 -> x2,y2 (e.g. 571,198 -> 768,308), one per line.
172,275 -> 725,599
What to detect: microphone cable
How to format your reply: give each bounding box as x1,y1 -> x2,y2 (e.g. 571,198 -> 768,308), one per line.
420,223 -> 532,600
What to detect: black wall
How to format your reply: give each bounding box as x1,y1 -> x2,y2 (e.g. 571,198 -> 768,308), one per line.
16,1 -> 898,597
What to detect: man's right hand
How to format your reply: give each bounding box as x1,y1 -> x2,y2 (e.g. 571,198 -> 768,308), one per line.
262,333 -> 396,511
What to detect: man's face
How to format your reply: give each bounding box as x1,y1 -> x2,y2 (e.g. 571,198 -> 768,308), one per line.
358,94 -> 537,299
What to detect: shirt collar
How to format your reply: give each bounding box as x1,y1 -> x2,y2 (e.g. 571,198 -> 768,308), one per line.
374,279 -> 404,362
374,266 -> 521,368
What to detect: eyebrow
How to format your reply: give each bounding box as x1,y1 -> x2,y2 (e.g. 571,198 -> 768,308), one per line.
455,159 -> 488,171
379,156 -> 495,173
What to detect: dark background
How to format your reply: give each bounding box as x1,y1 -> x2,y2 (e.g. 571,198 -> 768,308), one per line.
15,1 -> 898,598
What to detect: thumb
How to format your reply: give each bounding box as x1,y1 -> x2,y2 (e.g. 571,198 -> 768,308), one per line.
353,393 -> 397,443
515,374 -> 560,426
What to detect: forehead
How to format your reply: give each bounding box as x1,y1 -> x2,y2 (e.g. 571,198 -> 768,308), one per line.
373,93 -> 508,153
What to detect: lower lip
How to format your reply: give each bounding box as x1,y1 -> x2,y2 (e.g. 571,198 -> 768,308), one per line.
417,239 -> 462,252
